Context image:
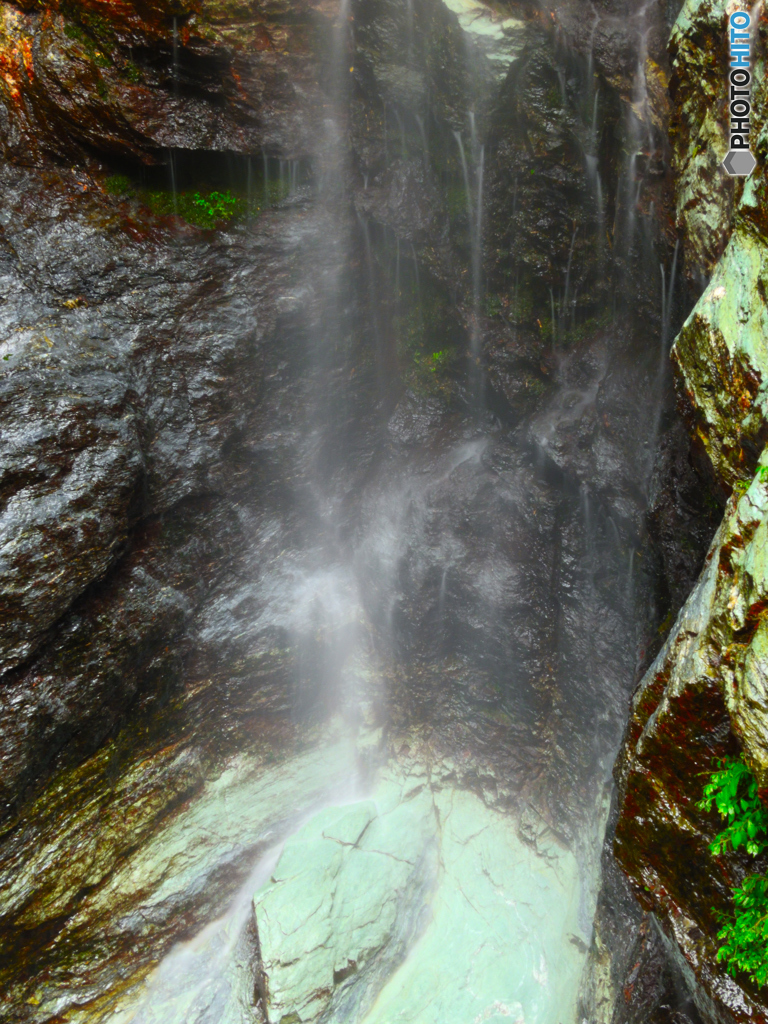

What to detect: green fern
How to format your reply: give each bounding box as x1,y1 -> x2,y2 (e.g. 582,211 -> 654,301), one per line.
701,757 -> 768,987
699,757 -> 768,857
716,875 -> 768,988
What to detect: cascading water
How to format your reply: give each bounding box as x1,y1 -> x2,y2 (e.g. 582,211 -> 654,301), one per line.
12,0 -> 687,1021
129,0 -> 671,1007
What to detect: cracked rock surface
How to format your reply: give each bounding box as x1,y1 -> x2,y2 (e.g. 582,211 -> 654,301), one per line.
122,759 -> 590,1024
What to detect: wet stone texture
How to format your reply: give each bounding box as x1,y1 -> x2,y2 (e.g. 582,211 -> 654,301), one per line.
0,0 -> 335,162
603,0 -> 768,1022
669,0 -> 768,490
0,0 -> 725,1020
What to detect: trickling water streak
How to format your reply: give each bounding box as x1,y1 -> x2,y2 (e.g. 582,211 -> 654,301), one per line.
550,288 -> 557,348
562,228 -> 578,335
548,288 -> 557,348
415,115 -> 429,170
556,68 -> 567,108
469,110 -> 478,159
262,148 -> 269,203
172,17 -> 179,86
608,517 -> 622,551
590,90 -> 599,152
438,567 -> 448,620
405,0 -> 415,63
129,839 -> 286,1024
247,156 -> 253,215
665,238 -> 680,344
659,239 -> 680,363
625,152 -> 638,251
314,0 -> 352,197
168,149 -> 178,218
620,0 -> 655,256
453,132 -> 473,227
646,239 -> 681,489
453,128 -> 484,367
595,171 -> 604,249
586,2 -> 600,90
336,0 -> 352,36
394,109 -> 407,159
472,144 -> 484,343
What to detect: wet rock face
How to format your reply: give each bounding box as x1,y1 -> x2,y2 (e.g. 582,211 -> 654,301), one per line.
607,0 -> 768,1020
0,368 -> 142,676
614,467 -> 768,1024
0,157 -> 293,821
645,418 -> 724,615
673,230 -> 768,493
0,0 -> 331,161
667,0 -> 768,487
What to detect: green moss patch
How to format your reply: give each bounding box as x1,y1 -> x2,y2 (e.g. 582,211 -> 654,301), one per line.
105,166 -> 295,229
394,284 -> 462,400
105,177 -> 241,228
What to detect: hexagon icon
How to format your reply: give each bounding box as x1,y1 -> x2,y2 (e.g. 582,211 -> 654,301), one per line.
722,149 -> 757,176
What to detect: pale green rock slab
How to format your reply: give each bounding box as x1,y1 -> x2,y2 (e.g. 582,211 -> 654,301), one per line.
672,231 -> 768,489
254,777 -> 440,1024
253,772 -> 588,1024
362,788 -> 585,1024
440,0 -> 526,71
107,759 -> 593,1024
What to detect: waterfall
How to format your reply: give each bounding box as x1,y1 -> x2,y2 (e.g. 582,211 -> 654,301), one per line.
453,121 -> 485,383
19,0 -> 693,1019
